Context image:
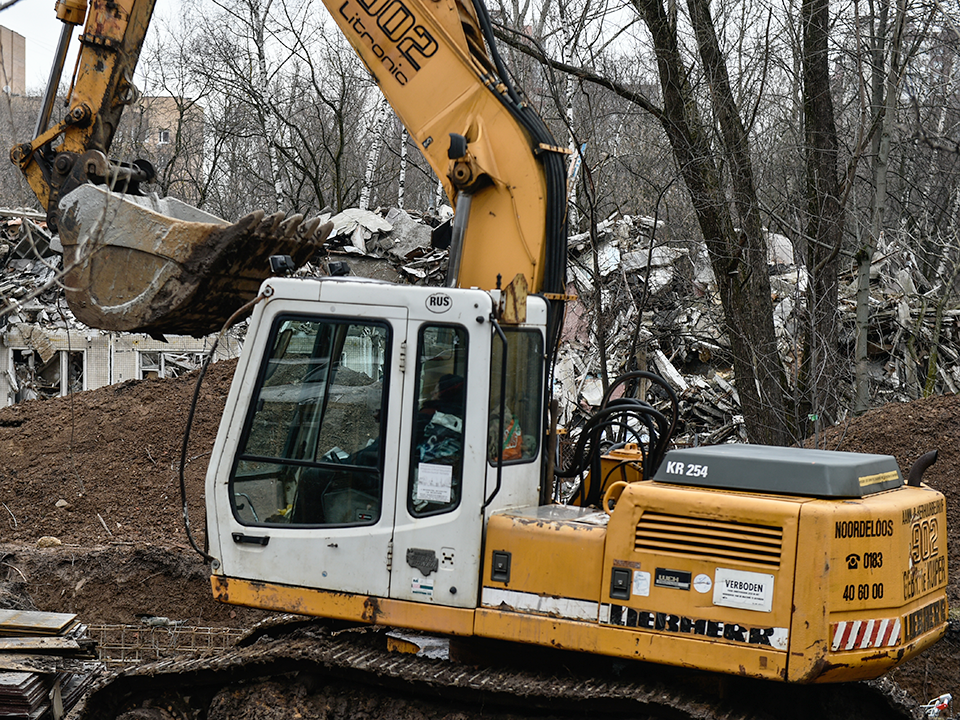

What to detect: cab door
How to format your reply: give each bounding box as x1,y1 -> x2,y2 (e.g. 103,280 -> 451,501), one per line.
209,293 -> 407,598
388,289 -> 494,608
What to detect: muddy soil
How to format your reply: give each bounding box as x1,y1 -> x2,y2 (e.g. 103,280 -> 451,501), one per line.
1,364 -> 960,714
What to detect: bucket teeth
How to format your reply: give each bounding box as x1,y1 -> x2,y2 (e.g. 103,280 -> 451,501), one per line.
280,214 -> 304,238
298,216 -> 326,241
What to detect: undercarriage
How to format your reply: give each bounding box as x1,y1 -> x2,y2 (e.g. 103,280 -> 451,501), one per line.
72,619 -> 921,720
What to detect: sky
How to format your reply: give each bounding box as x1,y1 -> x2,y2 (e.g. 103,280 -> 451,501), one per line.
0,0 -> 80,93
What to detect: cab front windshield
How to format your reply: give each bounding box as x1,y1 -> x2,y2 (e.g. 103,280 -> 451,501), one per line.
230,316 -> 390,527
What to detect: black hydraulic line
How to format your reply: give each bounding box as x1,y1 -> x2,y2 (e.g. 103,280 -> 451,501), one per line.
584,413 -> 657,506
555,396 -> 675,507
556,403 -> 665,479
601,371 -> 679,434
601,371 -> 679,472
601,456 -> 647,497
604,398 -> 669,448
179,293 -> 268,564
482,317 -> 509,511
469,0 -> 569,492
603,400 -> 670,473
469,0 -> 567,298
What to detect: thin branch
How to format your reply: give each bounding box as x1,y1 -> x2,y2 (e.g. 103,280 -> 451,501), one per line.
492,24 -> 665,120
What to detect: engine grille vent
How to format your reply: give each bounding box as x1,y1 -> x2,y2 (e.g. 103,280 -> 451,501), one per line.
635,513 -> 783,567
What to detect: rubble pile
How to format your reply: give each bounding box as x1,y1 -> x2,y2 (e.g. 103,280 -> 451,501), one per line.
0,211 -> 72,331
304,205 -> 452,285
559,213 -> 960,445
559,214 -> 743,444
3,204 -> 960,446
837,233 -> 960,405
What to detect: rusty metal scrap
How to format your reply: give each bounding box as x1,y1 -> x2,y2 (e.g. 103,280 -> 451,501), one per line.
0,609 -> 102,718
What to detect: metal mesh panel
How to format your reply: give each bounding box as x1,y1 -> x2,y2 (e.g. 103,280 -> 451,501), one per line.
87,625 -> 245,667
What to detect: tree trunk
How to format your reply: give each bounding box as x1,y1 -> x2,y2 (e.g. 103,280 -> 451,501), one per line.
634,0 -> 792,445
800,0 -> 843,434
360,98 -> 389,211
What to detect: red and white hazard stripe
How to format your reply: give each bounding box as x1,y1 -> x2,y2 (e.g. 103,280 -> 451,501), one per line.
831,618 -> 901,651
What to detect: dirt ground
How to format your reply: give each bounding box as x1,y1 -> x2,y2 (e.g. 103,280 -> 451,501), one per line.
1,363 -> 959,712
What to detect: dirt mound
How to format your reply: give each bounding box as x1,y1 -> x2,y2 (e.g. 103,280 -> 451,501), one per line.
0,543 -> 268,627
0,359 -> 236,546
2,366 -> 960,708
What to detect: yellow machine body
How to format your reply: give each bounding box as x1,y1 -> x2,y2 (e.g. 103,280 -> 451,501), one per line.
478,480 -> 946,682
16,0 -> 948,687
212,476 -> 947,683
204,320 -> 948,687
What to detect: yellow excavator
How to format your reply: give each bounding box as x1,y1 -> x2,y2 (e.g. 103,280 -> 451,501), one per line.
10,0 -> 949,709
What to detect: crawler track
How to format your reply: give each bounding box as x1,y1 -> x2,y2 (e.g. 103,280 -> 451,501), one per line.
69,621 -> 921,720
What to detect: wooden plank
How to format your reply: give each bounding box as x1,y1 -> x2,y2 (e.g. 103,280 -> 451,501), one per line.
0,610 -> 77,637
0,637 -> 82,653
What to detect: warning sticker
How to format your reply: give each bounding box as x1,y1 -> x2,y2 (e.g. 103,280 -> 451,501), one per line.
713,568 -> 774,612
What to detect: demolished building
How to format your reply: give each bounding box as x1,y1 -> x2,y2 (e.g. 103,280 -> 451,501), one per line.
0,210 -> 241,407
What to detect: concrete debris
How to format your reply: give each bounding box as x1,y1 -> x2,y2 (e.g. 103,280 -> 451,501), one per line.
558,211 -> 960,448
318,206 -> 449,286
326,207 -> 392,253
377,208 -> 433,260
138,616 -> 185,628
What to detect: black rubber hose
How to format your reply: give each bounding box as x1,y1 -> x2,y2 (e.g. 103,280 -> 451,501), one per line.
557,396 -> 676,506
601,371 -> 679,471
907,449 -> 938,487
604,398 -> 670,450
179,293 -> 267,564
555,404 -> 652,477
469,0 -> 567,295
602,371 -> 679,440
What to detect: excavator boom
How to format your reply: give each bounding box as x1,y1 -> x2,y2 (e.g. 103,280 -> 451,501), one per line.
12,0 -> 565,336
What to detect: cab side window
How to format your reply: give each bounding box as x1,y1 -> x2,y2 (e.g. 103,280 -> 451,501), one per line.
488,328 -> 542,464
409,325 -> 468,516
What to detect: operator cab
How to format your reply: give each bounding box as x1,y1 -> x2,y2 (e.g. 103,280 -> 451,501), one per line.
206,277 -> 548,609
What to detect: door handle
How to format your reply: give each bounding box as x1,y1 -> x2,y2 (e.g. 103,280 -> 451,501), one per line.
232,532 -> 270,546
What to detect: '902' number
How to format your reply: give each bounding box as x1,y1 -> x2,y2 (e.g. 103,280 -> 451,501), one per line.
665,461 -> 709,478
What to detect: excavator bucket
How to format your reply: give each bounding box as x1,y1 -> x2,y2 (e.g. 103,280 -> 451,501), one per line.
57,185 -> 332,337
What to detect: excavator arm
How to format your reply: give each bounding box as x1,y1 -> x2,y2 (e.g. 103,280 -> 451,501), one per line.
11,0 -> 567,337
321,0 -> 567,295
11,0 -> 155,220
11,0 -> 332,337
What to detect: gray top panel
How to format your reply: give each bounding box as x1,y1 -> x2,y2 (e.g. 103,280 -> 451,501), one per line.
652,444 -> 903,498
